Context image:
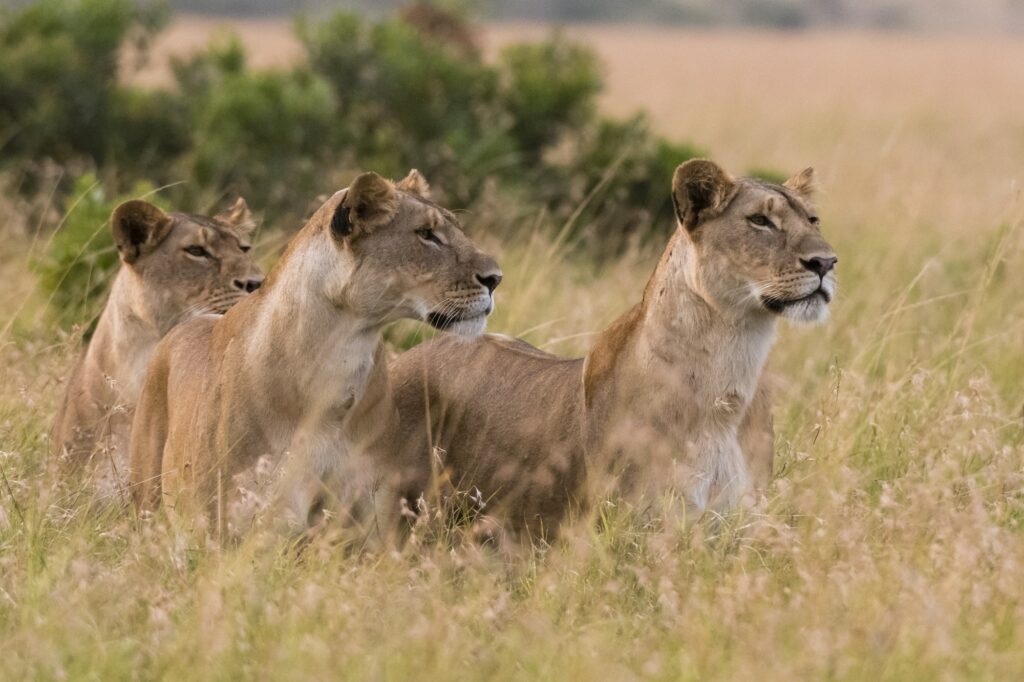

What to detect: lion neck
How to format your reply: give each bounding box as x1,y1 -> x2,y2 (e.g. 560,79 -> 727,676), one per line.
584,229 -> 777,507
86,267 -> 171,404
635,230 -> 777,408
241,228 -> 382,424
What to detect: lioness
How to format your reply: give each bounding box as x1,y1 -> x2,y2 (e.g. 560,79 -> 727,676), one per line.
390,160 -> 836,539
52,197 -> 262,497
129,171 -> 501,541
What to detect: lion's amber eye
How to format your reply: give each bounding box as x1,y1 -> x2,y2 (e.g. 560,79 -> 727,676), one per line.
748,214 -> 776,229
416,228 -> 444,246
184,245 -> 212,259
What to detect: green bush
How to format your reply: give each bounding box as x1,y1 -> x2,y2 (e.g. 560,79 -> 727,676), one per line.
173,35 -> 338,214
529,115 -> 702,249
106,88 -> 190,176
0,0 -> 168,167
498,36 -> 601,158
297,10 -> 508,204
4,0 -> 708,277
294,6 -> 684,245
35,173 -> 167,328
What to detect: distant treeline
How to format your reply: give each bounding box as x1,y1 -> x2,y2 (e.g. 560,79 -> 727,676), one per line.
166,0 -> 1024,31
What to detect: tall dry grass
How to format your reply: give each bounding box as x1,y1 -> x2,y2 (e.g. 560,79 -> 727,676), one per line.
2,28 -> 1024,679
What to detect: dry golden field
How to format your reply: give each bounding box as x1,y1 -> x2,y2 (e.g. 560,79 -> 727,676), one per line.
3,19 -> 1024,680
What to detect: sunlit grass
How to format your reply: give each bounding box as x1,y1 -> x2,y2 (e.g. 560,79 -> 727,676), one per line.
2,28 -> 1024,681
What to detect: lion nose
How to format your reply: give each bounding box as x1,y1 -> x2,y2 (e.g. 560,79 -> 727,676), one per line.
234,277 -> 263,293
476,271 -> 502,294
800,256 -> 837,278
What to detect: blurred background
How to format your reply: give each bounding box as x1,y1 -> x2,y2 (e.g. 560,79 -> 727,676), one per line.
3,2 -> 1024,678
0,0 -> 1017,332
2,0 -> 1024,332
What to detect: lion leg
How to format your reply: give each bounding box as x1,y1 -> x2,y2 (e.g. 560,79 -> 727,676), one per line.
128,345 -> 171,512
739,372 -> 775,493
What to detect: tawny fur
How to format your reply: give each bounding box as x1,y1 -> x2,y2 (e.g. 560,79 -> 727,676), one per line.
51,198 -> 261,499
389,160 -> 837,540
128,171 -> 501,543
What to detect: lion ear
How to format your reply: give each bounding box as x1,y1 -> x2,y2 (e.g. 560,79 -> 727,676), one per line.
111,200 -> 173,264
215,197 -> 257,234
396,168 -> 431,199
783,167 -> 816,199
332,172 -> 399,240
671,159 -> 736,232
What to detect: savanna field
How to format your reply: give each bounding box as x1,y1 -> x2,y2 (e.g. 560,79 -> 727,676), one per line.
3,16 -> 1024,679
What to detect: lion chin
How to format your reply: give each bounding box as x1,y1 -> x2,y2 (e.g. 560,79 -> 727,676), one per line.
781,293 -> 831,324
762,288 -> 832,325
426,310 -> 488,336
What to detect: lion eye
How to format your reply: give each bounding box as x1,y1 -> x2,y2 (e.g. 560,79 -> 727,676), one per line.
809,216 -> 820,226
416,228 -> 444,246
748,214 -> 776,230
184,245 -> 212,259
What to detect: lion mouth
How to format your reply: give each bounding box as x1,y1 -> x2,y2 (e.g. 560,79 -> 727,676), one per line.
426,310 -> 484,331
210,296 -> 246,315
761,287 -> 831,313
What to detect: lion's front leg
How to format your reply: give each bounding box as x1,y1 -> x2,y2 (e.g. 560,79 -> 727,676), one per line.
677,431 -> 752,517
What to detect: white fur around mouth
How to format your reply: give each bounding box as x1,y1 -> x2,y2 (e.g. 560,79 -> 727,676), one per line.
767,287 -> 832,325
426,310 -> 488,336
426,296 -> 492,332
761,287 -> 830,313
448,315 -> 488,337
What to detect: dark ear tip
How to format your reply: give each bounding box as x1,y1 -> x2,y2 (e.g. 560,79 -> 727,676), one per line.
111,199 -> 165,225
112,199 -> 143,221
671,158 -> 734,231
110,199 -> 170,261
675,158 -> 725,178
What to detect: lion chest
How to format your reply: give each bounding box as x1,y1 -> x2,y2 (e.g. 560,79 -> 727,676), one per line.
616,325 -> 768,507
225,349 -> 377,533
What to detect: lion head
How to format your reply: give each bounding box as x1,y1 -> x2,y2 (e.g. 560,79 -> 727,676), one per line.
671,159 -> 837,324
111,197 -> 264,331
315,169 -> 502,335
